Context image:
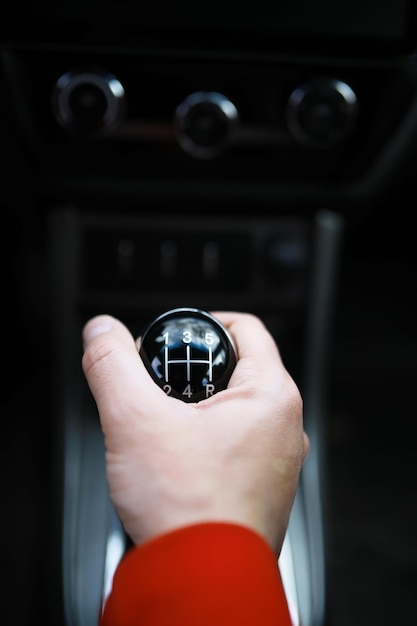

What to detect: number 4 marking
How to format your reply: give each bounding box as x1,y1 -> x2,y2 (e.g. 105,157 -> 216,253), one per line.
182,384 -> 193,398
181,383 -> 216,399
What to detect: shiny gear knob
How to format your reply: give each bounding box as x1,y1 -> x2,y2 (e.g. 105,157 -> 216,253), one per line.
139,308 -> 237,402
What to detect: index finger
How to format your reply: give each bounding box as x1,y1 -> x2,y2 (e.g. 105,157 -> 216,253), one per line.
211,311 -> 284,368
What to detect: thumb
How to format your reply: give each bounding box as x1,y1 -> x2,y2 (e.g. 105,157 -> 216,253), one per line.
82,314 -> 164,424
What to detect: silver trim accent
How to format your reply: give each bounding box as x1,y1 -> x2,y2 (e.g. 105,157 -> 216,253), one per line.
279,519 -> 301,626
279,210 -> 345,625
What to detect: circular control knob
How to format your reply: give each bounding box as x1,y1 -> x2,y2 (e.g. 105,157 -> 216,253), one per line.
173,92 -> 239,158
51,68 -> 126,134
139,308 -> 237,403
286,78 -> 358,148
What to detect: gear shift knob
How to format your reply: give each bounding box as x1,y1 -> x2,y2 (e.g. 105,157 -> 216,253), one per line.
139,307 -> 237,402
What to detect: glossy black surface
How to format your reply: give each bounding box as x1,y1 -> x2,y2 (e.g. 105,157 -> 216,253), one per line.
139,308 -> 237,403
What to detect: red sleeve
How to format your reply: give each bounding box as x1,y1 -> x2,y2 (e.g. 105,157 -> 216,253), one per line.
100,522 -> 293,626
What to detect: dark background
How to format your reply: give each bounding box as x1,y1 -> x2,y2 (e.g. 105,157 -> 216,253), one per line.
1,3 -> 417,624
325,196 -> 417,625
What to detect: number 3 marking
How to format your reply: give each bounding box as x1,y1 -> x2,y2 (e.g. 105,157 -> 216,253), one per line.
183,330 -> 192,343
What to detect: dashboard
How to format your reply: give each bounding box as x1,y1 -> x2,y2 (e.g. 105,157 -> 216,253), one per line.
1,1 -> 417,215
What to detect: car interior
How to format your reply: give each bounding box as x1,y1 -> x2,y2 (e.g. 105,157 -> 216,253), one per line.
1,2 -> 416,625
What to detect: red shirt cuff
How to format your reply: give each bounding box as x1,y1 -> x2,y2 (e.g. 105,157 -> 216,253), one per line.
101,522 -> 292,626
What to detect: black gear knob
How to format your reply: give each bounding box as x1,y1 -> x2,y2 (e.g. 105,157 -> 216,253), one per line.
139,308 -> 237,402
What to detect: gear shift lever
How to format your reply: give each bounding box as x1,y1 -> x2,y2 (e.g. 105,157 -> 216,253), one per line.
139,307 -> 237,402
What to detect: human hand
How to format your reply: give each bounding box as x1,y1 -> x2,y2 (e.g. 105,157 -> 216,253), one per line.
81,311 -> 308,554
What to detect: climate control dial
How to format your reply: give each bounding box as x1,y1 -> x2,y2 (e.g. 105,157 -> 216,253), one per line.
51,68 -> 126,134
286,77 -> 358,148
173,92 -> 239,158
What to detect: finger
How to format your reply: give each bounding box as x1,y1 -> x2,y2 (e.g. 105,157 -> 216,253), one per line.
208,312 -> 303,431
82,314 -> 165,420
211,311 -> 288,392
211,311 -> 283,365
